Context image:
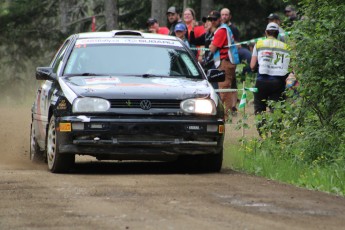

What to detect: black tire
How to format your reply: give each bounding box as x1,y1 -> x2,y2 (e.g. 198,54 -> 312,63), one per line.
178,148 -> 223,173
30,123 -> 45,162
199,149 -> 223,172
46,115 -> 75,173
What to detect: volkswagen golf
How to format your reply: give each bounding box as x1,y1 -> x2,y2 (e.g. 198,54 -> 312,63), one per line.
30,30 -> 225,173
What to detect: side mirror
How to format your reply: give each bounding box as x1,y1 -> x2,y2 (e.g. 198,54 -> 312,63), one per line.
206,69 -> 225,82
36,67 -> 56,81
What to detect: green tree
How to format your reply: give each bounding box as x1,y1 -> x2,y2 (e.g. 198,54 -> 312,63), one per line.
259,0 -> 345,164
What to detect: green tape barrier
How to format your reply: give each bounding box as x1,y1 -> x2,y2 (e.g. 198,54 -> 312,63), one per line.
215,87 -> 258,93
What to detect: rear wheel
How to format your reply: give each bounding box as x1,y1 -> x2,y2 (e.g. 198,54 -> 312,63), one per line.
30,123 -> 45,162
46,115 -> 75,173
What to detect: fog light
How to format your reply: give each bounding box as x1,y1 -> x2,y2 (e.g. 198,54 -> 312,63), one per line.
90,123 -> 103,129
207,125 -> 218,132
60,123 -> 71,132
72,122 -> 84,130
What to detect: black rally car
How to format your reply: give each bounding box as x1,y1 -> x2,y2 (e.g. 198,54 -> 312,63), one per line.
30,30 -> 225,173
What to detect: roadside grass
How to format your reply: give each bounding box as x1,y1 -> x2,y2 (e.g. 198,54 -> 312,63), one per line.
223,105 -> 345,196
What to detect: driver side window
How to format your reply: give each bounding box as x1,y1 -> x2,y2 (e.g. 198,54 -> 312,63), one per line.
51,39 -> 72,73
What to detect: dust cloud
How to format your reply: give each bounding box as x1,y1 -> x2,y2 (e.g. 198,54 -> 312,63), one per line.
0,89 -> 43,170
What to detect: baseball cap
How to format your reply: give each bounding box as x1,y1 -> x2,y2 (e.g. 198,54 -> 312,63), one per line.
146,18 -> 157,26
284,5 -> 295,12
202,10 -> 221,22
267,13 -> 280,20
174,23 -> 186,32
167,6 -> 177,14
266,22 -> 279,31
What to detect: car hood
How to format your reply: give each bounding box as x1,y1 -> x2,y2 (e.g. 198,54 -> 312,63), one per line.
61,75 -> 214,101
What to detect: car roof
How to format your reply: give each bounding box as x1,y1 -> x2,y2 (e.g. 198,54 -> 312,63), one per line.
76,30 -> 178,41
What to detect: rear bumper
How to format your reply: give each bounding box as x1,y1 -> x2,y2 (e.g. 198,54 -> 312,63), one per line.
56,116 -> 224,159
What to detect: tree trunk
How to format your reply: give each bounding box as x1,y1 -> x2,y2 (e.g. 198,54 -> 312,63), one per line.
151,0 -> 168,27
59,0 -> 69,34
104,0 -> 118,30
200,0 -> 214,18
183,0 -> 188,10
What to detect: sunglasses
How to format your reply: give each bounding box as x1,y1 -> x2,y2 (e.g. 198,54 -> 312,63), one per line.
207,17 -> 218,22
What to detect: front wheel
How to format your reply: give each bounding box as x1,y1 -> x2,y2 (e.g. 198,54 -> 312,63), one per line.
46,115 -> 75,173
178,148 -> 223,173
199,149 -> 223,172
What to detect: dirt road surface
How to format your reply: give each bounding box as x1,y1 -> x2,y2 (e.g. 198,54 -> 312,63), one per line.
1,106 -> 345,230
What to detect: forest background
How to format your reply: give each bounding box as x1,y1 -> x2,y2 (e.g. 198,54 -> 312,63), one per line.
1,0 -> 345,195
0,0 -> 296,99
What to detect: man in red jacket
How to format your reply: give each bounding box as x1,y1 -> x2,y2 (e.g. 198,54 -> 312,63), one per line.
209,11 -> 240,121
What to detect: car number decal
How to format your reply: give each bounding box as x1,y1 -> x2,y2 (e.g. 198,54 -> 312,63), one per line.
84,77 -> 120,84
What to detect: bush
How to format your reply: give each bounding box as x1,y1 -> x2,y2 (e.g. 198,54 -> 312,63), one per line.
257,0 -> 345,165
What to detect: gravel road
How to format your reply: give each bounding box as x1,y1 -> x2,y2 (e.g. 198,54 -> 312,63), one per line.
1,106 -> 345,230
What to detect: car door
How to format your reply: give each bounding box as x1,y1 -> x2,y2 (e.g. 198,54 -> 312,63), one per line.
34,38 -> 73,148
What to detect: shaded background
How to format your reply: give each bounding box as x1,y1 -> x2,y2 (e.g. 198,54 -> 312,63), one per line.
0,0 -> 297,103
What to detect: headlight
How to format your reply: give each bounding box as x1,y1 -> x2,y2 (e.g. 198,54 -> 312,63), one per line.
180,99 -> 216,115
72,98 -> 110,113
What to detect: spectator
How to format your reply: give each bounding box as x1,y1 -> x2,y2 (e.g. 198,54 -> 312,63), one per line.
166,6 -> 182,36
267,13 -> 285,42
182,8 -> 205,58
174,23 -> 190,47
237,45 -> 252,75
189,16 -> 218,91
220,7 -> 240,114
250,22 -> 291,135
189,17 -> 215,65
146,18 -> 169,35
284,5 -> 298,26
208,10 -> 240,121
182,8 -> 205,39
220,8 -> 240,42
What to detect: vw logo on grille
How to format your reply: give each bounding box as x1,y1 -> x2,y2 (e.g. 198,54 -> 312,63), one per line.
140,100 -> 152,110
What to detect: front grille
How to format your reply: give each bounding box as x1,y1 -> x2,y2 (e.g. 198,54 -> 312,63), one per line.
109,99 -> 181,109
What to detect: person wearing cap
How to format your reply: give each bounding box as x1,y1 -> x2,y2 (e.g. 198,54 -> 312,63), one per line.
174,23 -> 190,48
166,6 -> 182,36
189,18 -> 219,93
267,13 -> 285,42
147,18 -> 169,35
250,22 -> 291,135
208,10 -> 240,121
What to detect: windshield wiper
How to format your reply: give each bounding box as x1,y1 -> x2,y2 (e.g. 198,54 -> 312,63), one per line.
141,74 -> 169,78
169,74 -> 199,79
80,73 -> 108,76
64,73 -> 108,76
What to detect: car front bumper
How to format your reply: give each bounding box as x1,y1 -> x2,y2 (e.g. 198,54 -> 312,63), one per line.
56,116 -> 224,160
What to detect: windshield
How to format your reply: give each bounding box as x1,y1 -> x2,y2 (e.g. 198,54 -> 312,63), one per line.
64,43 -> 202,78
